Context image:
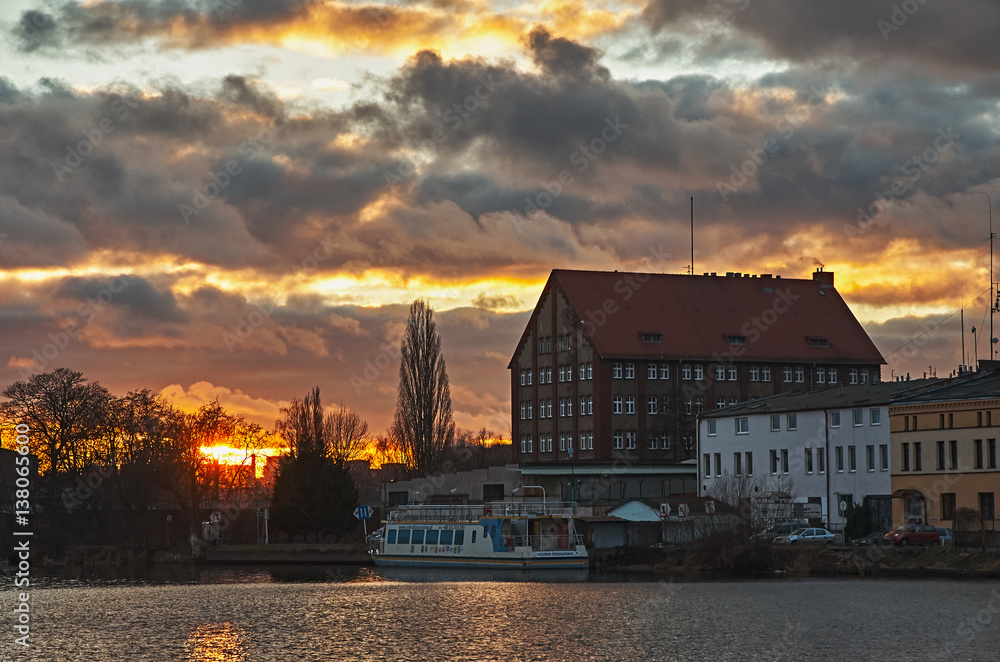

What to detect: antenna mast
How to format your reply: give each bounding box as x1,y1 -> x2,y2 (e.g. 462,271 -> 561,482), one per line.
689,196 -> 694,275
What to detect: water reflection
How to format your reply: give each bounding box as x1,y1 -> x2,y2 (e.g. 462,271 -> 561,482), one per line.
185,622 -> 250,661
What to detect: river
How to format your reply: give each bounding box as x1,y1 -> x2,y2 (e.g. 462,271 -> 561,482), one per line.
2,565 -> 998,661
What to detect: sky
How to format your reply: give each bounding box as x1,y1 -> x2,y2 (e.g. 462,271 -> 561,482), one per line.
0,0 -> 998,436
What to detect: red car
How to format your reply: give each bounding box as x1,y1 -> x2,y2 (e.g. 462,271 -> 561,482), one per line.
883,524 -> 940,546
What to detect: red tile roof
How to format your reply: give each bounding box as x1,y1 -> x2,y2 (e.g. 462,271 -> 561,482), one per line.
524,269 -> 883,364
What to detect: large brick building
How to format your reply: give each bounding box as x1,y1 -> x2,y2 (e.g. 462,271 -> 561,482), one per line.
508,268 -> 884,504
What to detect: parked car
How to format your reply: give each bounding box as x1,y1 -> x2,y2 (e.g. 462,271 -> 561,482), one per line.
775,527 -> 836,545
754,522 -> 806,542
936,527 -> 954,545
883,524 -> 940,546
851,530 -> 888,546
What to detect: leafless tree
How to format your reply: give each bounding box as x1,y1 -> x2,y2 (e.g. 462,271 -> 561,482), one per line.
325,403 -> 369,465
275,386 -> 325,461
391,299 -> 455,474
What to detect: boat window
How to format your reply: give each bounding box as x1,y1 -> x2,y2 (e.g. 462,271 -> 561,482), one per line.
412,530 -> 425,544
472,530 -> 476,543
426,530 -> 439,544
491,525 -> 497,539
387,529 -> 396,544
454,530 -> 465,545
397,530 -> 410,544
483,525 -> 489,538
440,530 -> 453,545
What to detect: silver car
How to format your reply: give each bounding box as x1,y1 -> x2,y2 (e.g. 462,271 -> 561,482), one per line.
936,527 -> 954,545
775,527 -> 837,545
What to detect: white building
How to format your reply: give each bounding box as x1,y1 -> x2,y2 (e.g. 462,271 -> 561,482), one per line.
697,382 -> 935,531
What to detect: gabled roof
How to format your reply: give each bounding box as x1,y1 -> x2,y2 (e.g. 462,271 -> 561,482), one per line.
517,269 -> 884,365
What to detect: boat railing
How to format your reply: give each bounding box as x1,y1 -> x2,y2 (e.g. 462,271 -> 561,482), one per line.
386,501 -> 580,522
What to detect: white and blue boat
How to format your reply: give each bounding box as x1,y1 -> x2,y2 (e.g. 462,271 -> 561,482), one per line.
369,502 -> 589,569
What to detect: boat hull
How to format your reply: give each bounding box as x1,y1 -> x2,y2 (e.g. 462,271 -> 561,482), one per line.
371,553 -> 588,569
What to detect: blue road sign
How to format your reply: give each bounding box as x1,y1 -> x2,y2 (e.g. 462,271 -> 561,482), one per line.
354,505 -> 373,520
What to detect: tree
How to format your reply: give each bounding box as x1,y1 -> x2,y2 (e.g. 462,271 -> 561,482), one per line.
1,367 -> 111,478
391,299 -> 455,474
270,387 -> 360,540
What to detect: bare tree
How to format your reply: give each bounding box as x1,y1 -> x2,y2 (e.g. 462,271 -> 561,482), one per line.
391,299 -> 455,474
1,367 -> 111,478
324,404 -> 369,465
274,386 -> 325,461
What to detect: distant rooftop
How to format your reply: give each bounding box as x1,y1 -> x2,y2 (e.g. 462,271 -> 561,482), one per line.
701,379 -> 943,418
891,368 -> 1000,405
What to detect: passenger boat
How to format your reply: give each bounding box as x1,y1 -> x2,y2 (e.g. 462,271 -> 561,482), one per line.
368,501 -> 589,569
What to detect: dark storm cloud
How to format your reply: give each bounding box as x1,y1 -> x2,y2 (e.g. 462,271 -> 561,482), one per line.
55,275 -> 187,322
641,0 -> 1000,75
523,25 -> 609,82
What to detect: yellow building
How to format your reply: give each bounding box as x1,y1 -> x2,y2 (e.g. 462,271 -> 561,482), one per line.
889,370 -> 1000,532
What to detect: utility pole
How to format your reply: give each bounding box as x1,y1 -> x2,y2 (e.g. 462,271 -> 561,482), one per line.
980,192 -> 995,359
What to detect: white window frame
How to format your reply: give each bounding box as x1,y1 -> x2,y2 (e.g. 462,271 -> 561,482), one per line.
708,420 -> 718,436
613,396 -> 623,415
625,396 -> 635,415
648,364 -> 657,379
736,417 -> 749,434
613,362 -> 623,379
625,363 -> 635,379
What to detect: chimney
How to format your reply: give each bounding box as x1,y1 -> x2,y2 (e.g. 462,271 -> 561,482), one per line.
812,268 -> 834,288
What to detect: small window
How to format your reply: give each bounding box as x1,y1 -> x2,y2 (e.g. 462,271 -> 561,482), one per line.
831,411 -> 841,428
398,530 -> 411,544
426,530 -> 439,544
771,415 -> 780,432
736,417 -> 749,434
787,414 -> 797,431
471,530 -> 476,543
455,530 -> 465,545
809,337 -> 829,348
440,530 -> 454,545
726,335 -> 747,345
387,529 -> 397,544
703,453 -> 711,478
708,420 -> 718,436
853,409 -> 864,426
642,333 -> 662,343
412,530 -> 425,545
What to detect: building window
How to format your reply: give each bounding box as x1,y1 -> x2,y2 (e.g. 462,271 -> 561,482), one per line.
546,400 -> 552,418
809,337 -> 829,348
520,436 -> 526,453
816,368 -> 825,384
989,439 -> 997,469
519,370 -> 526,386
648,397 -> 658,415
781,449 -> 789,474
587,363 -> 593,380
716,397 -> 726,409
587,431 -> 594,450
912,442 -> 922,470
727,335 -> 747,345
871,408 -> 881,425
520,402 -> 526,420
770,450 -> 779,475
728,397 -> 738,406
849,369 -> 858,384
682,364 -> 692,380
867,445 -> 875,472
649,434 -> 658,450
787,414 -> 797,430
880,444 -> 888,471
642,333 -> 662,343
795,367 -> 804,383
703,453 -> 711,478
948,440 -> 958,469
614,432 -> 624,450
579,363 -> 586,380
648,364 -> 658,379
708,420 -> 717,436
695,397 -> 704,413
783,367 -> 792,383
694,365 -> 704,381
736,417 -> 749,434
527,402 -> 533,419
941,493 -> 956,521
728,365 -> 737,381
805,448 -> 814,474
937,441 -> 945,471
659,364 -> 669,379
625,363 -> 635,379
613,396 -> 623,415
761,367 -> 771,382
975,439 -> 984,469
848,445 -> 857,472
771,415 -> 780,432
559,433 -> 566,452
613,362 -> 623,379
835,446 -> 844,472
527,435 -> 533,453
861,369 -> 869,384
818,449 -> 825,474
539,399 -> 546,418
901,443 -> 910,471
716,365 -> 726,381
559,399 -> 566,417
580,396 -> 587,415
662,434 -> 670,450
558,366 -> 566,383
587,396 -> 593,415
625,396 -> 636,415
980,493 -> 995,520
626,431 -> 636,450
714,452 -> 722,477
734,452 -> 742,475
853,409 -> 863,426
750,366 -> 760,382
685,401 -> 693,415
745,452 -> 754,476
831,411 -> 841,427
828,368 -> 837,383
